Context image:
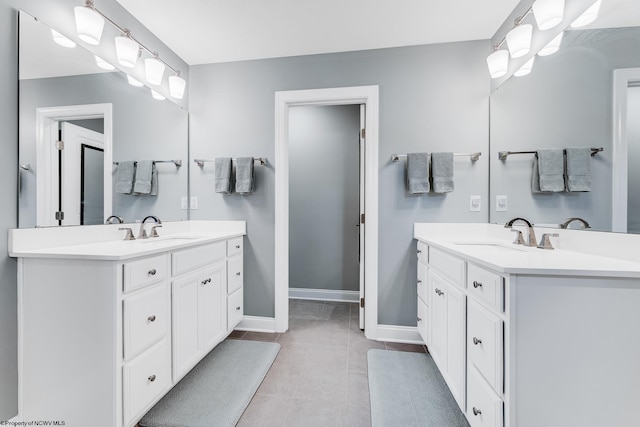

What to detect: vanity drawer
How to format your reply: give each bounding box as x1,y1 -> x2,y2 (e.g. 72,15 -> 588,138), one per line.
124,254 -> 168,292
123,283 -> 168,360
429,247 -> 465,288
467,263 -> 504,312
227,237 -> 243,257
417,241 -> 428,264
123,339 -> 171,425
467,366 -> 503,427
227,255 -> 243,294
228,288 -> 244,330
172,241 -> 226,277
468,300 -> 503,393
417,258 -> 428,304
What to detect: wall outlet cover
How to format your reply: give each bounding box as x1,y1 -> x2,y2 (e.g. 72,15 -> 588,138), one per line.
496,195 -> 508,212
181,196 -> 188,210
190,196 -> 198,210
469,195 -> 481,212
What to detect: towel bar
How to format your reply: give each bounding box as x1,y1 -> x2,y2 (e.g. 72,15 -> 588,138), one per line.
498,148 -> 603,160
194,157 -> 268,167
391,152 -> 481,162
113,160 -> 182,167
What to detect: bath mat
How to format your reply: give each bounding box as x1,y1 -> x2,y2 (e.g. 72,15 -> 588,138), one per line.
140,339 -> 280,427
367,349 -> 469,427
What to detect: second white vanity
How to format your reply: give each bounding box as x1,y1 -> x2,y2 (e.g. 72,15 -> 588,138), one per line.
9,220 -> 246,427
415,223 -> 640,427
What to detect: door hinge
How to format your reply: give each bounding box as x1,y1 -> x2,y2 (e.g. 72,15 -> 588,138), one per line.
55,140 -> 64,150
361,128 -> 366,139
360,297 -> 365,308
360,213 -> 365,224
55,211 -> 64,220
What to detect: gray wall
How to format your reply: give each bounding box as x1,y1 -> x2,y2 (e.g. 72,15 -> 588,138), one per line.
289,105 -> 361,292
189,41 -> 490,325
629,86 -> 640,234
1,0 -> 189,419
490,26 -> 640,230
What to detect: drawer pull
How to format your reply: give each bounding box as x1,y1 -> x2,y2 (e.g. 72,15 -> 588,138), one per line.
235,244 -> 241,249
236,306 -> 241,311
473,280 -> 483,288
202,278 -> 212,285
417,279 -> 422,284
417,317 -> 422,322
473,337 -> 483,345
236,272 -> 241,277
417,249 -> 422,254
148,315 -> 156,322
472,407 -> 482,416
148,269 -> 157,276
148,374 -> 156,382
435,289 -> 444,296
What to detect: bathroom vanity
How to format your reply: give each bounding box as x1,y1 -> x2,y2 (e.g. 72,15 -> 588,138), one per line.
9,220 -> 245,427
415,223 -> 640,427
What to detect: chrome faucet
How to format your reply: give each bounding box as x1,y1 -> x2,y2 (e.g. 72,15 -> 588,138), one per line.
138,215 -> 162,239
105,215 -> 124,224
560,217 -> 591,229
504,217 -> 537,247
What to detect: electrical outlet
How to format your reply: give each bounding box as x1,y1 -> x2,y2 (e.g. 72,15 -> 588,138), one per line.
181,196 -> 188,210
190,196 -> 199,210
496,195 -> 508,212
469,195 -> 481,212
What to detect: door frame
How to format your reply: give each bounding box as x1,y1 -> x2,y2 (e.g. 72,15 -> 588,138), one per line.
612,68 -> 640,232
274,85 -> 379,339
35,103 -> 112,226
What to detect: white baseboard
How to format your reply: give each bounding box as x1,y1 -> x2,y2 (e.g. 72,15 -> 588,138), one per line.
235,315 -> 276,333
289,287 -> 359,303
376,324 -> 424,344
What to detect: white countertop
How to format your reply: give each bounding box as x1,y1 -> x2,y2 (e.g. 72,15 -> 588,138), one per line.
414,223 -> 640,279
8,220 -> 246,261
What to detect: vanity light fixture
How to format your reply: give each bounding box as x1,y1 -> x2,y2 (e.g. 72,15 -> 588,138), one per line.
506,23 -> 533,58
532,0 -> 565,30
51,29 -> 76,48
94,55 -> 115,71
538,32 -> 564,56
74,0 -> 104,45
151,90 -> 166,101
487,49 -> 509,78
145,54 -> 165,85
570,0 -> 602,28
169,74 -> 186,99
514,56 -> 535,77
115,31 -> 139,68
127,75 -> 144,87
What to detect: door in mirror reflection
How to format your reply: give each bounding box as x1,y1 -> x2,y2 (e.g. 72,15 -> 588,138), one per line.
628,85 -> 640,234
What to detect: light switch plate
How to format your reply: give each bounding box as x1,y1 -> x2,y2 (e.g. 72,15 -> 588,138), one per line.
190,196 -> 198,210
496,195 -> 508,212
181,196 -> 188,210
469,195 -> 481,212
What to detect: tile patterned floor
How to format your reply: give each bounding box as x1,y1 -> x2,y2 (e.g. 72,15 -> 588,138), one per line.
234,299 -> 427,427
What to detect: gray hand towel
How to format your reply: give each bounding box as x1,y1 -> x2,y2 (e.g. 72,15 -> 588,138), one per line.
215,158 -> 232,194
406,153 -> 430,195
150,163 -> 158,196
133,160 -> 153,195
115,160 -> 135,194
531,160 -> 543,193
536,149 -> 565,192
235,157 -> 255,195
565,147 -> 592,192
431,152 -> 454,193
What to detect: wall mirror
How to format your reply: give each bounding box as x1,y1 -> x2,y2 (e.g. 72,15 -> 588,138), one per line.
18,11 -> 189,228
489,20 -> 640,232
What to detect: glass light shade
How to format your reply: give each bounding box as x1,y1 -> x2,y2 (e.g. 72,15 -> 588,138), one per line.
169,75 -> 186,99
151,90 -> 166,101
74,6 -> 104,45
506,24 -> 533,58
115,36 -> 139,68
532,0 -> 565,30
538,32 -> 564,56
51,29 -> 76,48
514,57 -> 535,77
571,0 -> 601,28
486,50 -> 509,79
94,55 -> 115,71
127,75 -> 143,87
145,57 -> 165,85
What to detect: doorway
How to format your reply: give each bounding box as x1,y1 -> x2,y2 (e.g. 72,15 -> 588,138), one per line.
274,86 -> 379,339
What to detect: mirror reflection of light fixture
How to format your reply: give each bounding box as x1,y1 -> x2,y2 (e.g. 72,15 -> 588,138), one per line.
571,0 -> 602,28
127,75 -> 143,87
487,50 -> 509,78
145,55 -> 165,86
94,55 -> 115,71
51,29 -> 76,48
532,0 -> 565,30
74,0 -> 104,45
514,56 -> 535,77
115,31 -> 139,68
506,24 -> 533,58
169,75 -> 186,99
151,90 -> 166,101
538,32 -> 564,56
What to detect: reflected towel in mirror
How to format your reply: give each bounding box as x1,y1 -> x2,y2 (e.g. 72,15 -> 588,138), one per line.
133,160 -> 155,195
565,148 -> 592,192
534,149 -> 564,192
115,160 -> 135,194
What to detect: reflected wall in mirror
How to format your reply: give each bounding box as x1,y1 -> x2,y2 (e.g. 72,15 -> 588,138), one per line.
490,24 -> 640,232
18,11 -> 189,228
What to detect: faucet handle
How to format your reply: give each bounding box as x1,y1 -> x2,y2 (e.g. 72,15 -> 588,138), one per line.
150,224 -> 163,238
537,233 -> 559,250
510,228 -> 525,245
119,227 -> 135,241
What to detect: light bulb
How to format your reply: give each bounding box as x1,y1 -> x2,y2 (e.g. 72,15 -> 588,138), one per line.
74,5 -> 105,45
51,29 -> 76,48
486,50 -> 509,79
151,90 -> 166,101
145,56 -> 165,85
127,75 -> 143,87
115,35 -> 139,68
506,24 -> 533,58
95,55 -> 115,71
514,57 -> 535,77
532,0 -> 565,30
169,75 -> 186,99
538,32 -> 564,56
571,0 -> 602,28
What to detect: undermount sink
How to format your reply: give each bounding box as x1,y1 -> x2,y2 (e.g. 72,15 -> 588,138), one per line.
131,234 -> 203,243
452,241 -> 529,252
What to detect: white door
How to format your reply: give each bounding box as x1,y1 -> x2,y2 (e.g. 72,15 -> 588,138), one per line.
359,104 -> 366,329
60,122 -> 104,225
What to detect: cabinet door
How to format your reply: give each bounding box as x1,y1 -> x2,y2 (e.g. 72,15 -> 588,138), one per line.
428,268 -> 447,371
444,280 -> 466,411
172,271 -> 202,382
201,261 -> 227,352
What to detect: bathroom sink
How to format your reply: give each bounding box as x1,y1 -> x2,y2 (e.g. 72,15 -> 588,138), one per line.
451,241 -> 529,252
131,234 -> 203,243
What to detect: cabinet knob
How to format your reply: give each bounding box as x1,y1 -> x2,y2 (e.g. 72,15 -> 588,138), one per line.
417,249 -> 422,254
473,337 -> 482,345
148,315 -> 156,322
417,279 -> 422,284
148,374 -> 156,382
236,272 -> 241,276
473,280 -> 482,288
201,278 -> 212,285
472,407 -> 482,416
148,269 -> 157,276
417,317 -> 422,322
236,306 -> 241,311
235,244 -> 241,249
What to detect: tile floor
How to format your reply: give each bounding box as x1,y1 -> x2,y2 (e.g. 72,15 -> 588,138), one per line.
233,299 -> 427,427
